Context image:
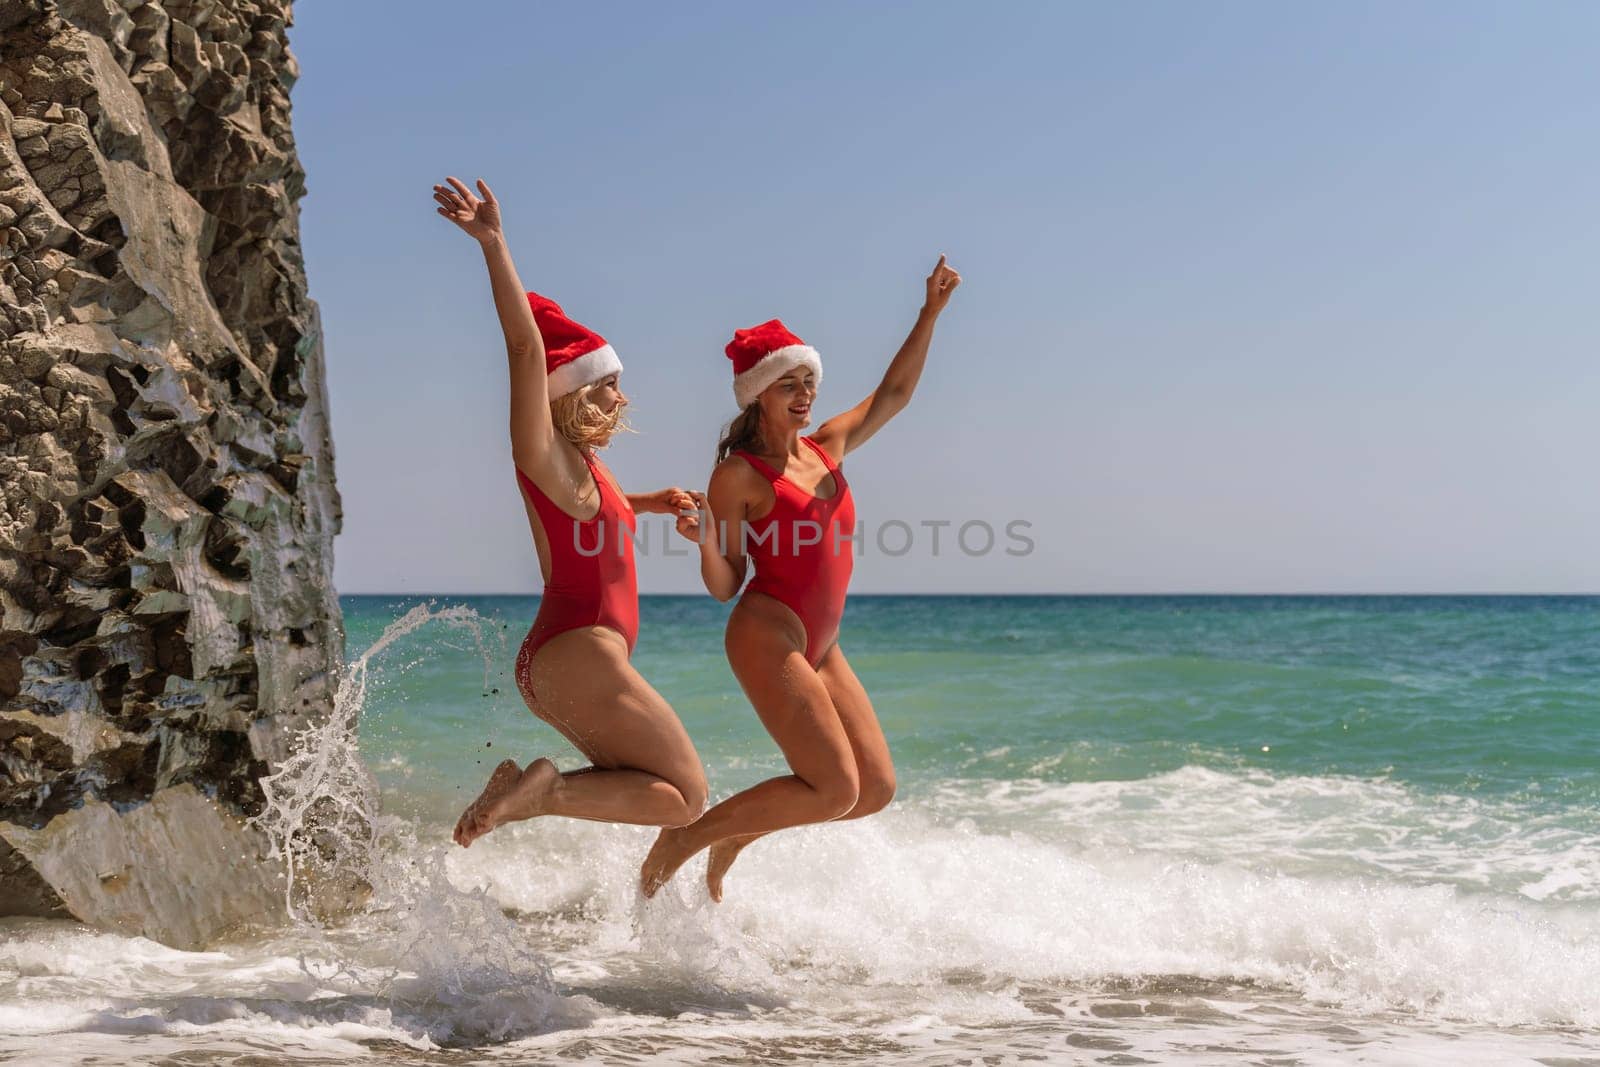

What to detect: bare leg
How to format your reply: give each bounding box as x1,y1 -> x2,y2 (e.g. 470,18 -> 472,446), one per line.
453,626 -> 708,847
640,599 -> 859,896
705,643 -> 896,900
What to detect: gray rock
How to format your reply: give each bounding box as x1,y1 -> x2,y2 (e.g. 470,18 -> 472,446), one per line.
1,0 -> 343,948
0,0 -> 46,35
0,784 -> 284,948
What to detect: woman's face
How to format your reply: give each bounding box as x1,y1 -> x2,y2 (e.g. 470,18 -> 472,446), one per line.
590,374 -> 627,414
759,369 -> 817,430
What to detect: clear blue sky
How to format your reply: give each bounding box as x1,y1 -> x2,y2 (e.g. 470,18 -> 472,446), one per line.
288,2 -> 1599,594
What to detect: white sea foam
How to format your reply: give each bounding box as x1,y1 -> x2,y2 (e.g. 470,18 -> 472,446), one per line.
6,796 -> 1597,1062
447,796 -> 1600,1031
926,766 -> 1600,903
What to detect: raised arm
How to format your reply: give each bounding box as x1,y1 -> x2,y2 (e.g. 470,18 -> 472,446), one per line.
815,254 -> 961,458
434,176 -> 556,469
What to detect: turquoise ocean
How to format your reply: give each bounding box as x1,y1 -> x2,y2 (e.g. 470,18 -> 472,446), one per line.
3,595 -> 1598,1064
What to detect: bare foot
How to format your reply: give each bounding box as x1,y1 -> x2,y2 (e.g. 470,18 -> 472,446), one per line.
454,760 -> 519,847
639,825 -> 700,898
704,838 -> 753,903
453,757 -> 560,847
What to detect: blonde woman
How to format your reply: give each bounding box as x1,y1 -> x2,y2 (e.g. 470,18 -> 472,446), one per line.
642,256 -> 961,899
433,176 -> 707,845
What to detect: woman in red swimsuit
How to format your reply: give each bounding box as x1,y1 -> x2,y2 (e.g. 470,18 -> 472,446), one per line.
433,176 -> 708,847
641,255 -> 962,899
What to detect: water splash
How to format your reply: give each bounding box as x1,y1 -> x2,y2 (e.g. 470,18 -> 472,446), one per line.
250,602 -> 571,1041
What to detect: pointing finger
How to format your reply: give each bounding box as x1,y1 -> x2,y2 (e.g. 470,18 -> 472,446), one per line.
445,176 -> 474,203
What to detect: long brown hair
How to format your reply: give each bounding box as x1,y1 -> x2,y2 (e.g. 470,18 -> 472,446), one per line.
716,402 -> 764,465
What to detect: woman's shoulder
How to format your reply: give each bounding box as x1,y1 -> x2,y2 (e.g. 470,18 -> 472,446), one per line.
713,452 -> 756,477
712,453 -> 769,493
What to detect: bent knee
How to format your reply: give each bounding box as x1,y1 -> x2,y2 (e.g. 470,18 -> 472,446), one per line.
654,771 -> 707,827
676,776 -> 709,825
811,769 -> 860,821
852,774 -> 896,818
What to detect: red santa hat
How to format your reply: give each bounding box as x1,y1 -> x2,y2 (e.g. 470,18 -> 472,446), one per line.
725,319 -> 822,408
527,292 -> 623,399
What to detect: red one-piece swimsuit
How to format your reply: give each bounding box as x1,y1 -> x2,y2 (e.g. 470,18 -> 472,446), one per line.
513,450 -> 638,699
735,436 -> 857,666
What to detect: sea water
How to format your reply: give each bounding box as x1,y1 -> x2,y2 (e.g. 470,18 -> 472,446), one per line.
2,595 -> 1597,1064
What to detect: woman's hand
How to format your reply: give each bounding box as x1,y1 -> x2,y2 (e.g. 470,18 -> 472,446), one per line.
675,491 -> 711,545
434,176 -> 502,243
922,253 -> 962,314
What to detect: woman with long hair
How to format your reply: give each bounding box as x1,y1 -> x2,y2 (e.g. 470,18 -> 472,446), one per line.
640,255 -> 962,899
433,176 -> 708,846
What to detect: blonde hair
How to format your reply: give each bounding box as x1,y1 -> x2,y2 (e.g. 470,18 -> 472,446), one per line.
716,402 -> 764,465
550,381 -> 631,450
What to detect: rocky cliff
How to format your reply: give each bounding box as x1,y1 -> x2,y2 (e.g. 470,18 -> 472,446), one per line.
0,0 -> 341,948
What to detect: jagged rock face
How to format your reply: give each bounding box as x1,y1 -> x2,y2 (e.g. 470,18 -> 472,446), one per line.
0,0 -> 342,947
